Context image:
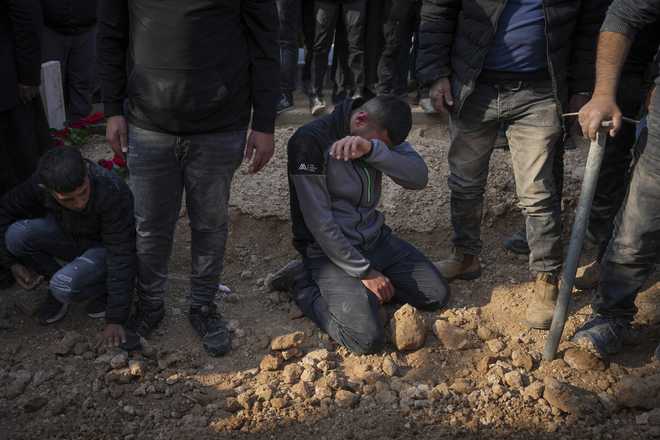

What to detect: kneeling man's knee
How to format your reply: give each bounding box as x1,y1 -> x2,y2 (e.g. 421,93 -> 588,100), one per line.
5,221 -> 32,256
49,271 -> 76,304
346,326 -> 386,355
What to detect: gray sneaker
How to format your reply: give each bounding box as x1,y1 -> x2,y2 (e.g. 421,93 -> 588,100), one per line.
572,314 -> 630,358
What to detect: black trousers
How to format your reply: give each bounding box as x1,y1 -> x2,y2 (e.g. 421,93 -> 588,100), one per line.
276,0 -> 302,95
377,0 -> 420,95
312,0 -> 367,98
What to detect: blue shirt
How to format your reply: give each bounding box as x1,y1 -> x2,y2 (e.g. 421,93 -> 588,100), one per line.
484,0 -> 548,72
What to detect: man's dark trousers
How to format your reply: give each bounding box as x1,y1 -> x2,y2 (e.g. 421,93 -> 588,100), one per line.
292,229 -> 449,354
312,0 -> 366,99
276,0 -> 301,97
594,91 -> 660,322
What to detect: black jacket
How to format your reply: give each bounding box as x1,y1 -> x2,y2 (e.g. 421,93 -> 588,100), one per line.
41,0 -> 97,35
0,0 -> 42,112
97,0 -> 280,135
416,0 -> 610,113
0,162 -> 136,324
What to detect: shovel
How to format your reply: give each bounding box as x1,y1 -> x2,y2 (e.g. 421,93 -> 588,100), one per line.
542,122 -> 611,361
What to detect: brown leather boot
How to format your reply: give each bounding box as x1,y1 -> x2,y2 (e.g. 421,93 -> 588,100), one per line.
434,248 -> 481,282
524,272 -> 559,330
574,260 -> 600,290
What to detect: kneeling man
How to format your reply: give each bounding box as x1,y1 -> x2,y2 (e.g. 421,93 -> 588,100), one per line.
273,96 -> 449,354
0,147 -> 135,346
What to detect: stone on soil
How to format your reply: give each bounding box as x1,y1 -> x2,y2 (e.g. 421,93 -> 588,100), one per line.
523,381 -> 545,400
335,390 -> 359,408
381,356 -> 399,377
511,350 -> 534,371
563,348 -> 606,371
433,320 -> 471,350
110,352 -> 129,369
486,339 -> 505,353
613,373 -> 660,409
282,364 -> 303,384
53,331 -> 84,355
504,371 -> 524,389
270,331 -> 305,351
291,381 -> 314,399
260,354 -> 283,371
543,377 -> 601,416
23,397 -> 48,413
390,304 -> 427,351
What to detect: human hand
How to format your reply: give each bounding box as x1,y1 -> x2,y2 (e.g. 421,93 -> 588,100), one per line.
578,95 -> 622,140
429,77 -> 454,113
106,115 -> 128,161
10,264 -> 43,290
245,130 -> 274,174
361,270 -> 395,304
330,136 -> 372,161
100,323 -> 127,348
18,84 -> 39,103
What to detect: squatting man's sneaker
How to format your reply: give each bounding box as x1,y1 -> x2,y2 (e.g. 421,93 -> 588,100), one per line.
434,248 -> 481,282
38,291 -> 69,325
572,314 -> 630,358
189,303 -> 231,357
524,272 -> 559,330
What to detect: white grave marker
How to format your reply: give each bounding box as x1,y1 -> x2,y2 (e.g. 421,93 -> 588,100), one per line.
39,61 -> 66,129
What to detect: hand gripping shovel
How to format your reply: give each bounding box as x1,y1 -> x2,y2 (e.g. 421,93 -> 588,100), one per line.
542,122 -> 611,361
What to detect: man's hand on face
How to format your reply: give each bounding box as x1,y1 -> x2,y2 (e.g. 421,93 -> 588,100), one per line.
245,130 -> 275,174
578,95 -> 623,140
106,115 -> 128,161
10,264 -> 43,290
429,77 -> 454,114
330,136 -> 373,161
361,269 -> 395,305
100,323 -> 127,348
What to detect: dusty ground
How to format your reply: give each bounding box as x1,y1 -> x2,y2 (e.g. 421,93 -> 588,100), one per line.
1,123 -> 660,440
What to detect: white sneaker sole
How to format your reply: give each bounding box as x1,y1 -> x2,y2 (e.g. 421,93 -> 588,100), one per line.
43,303 -> 69,324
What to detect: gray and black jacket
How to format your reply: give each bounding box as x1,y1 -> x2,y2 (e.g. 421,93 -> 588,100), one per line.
287,99 -> 428,278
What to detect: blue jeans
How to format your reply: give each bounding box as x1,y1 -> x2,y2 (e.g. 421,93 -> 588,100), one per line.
448,79 -> 563,273
595,91 -> 660,322
293,229 -> 449,354
276,0 -> 301,95
127,125 -> 246,311
5,216 -> 106,303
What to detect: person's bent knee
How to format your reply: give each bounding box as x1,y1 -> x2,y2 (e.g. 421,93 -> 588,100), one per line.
424,282 -> 451,311
5,221 -> 32,257
345,328 -> 386,355
49,272 -> 76,304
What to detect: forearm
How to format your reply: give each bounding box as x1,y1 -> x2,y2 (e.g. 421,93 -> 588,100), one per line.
592,32 -> 633,98
364,141 -> 429,189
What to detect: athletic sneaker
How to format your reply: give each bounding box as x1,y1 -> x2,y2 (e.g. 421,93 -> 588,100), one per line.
85,295 -> 107,319
126,304 -> 165,338
38,292 -> 68,325
268,260 -> 304,293
276,93 -> 294,114
189,303 -> 231,357
311,96 -> 327,116
572,314 -> 630,358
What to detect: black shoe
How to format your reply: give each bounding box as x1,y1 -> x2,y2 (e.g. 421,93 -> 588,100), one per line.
503,231 -> 530,255
38,293 -> 68,325
85,295 -> 107,319
276,93 -> 294,114
268,260 -> 304,293
189,303 -> 231,357
127,304 -> 165,338
572,314 -> 630,358
311,96 -> 327,116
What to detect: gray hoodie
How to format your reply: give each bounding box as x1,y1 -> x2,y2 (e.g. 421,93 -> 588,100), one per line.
287,99 -> 429,278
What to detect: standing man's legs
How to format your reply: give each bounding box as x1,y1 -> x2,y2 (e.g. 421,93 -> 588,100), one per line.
573,94 -> 660,356
312,1 -> 339,113
66,28 -> 96,122
276,0 -> 301,112
342,0 -> 367,99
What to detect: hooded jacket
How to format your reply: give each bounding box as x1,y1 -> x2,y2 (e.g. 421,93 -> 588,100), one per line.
287,99 -> 428,278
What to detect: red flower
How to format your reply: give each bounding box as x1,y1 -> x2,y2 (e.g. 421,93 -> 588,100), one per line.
112,153 -> 127,168
98,159 -> 114,170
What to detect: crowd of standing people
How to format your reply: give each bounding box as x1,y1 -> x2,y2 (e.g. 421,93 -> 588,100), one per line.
0,0 -> 659,366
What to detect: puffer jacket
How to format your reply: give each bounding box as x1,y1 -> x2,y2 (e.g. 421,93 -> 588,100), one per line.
416,0 -> 610,113
0,161 -> 136,324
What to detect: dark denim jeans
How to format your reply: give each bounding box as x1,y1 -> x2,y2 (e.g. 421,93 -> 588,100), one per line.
448,79 -> 563,273
594,91 -> 660,322
5,216 -> 106,304
127,125 -> 246,311
292,229 -> 449,354
276,0 -> 301,95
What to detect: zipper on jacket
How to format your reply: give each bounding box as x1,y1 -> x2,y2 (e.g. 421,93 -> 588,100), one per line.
361,163 -> 373,205
351,162 -> 367,245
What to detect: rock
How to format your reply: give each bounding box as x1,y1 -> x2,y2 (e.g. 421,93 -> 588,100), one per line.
236,392 -> 255,410
492,384 -> 505,397
504,371 -> 524,389
317,360 -> 336,373
450,379 -> 472,394
110,352 -> 128,369
157,351 -> 184,370
511,350 -> 534,371
374,390 -> 398,405
123,405 -> 136,416
259,354 -> 283,371
224,397 -> 243,413
128,360 -> 145,377
430,383 -> 451,400
325,372 -> 346,390
300,368 -> 317,383
477,325 -> 496,341
381,356 -> 399,377
598,392 -> 619,414
240,270 -> 253,280
477,355 -> 497,373
281,348 -> 302,361
270,397 -> 288,410
335,390 -> 359,408
486,339 -> 505,353
543,377 -> 601,416
639,408 -> 660,425
314,383 -> 333,400
254,384 -> 274,401
291,381 -> 314,399
433,320 -> 471,350
52,331 -> 84,355
613,373 -> 660,409
390,304 -> 427,351
271,331 -> 305,351
564,348 -> 606,372
23,397 -> 48,413
302,349 -> 331,366
524,381 -> 545,400
282,364 -> 303,384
